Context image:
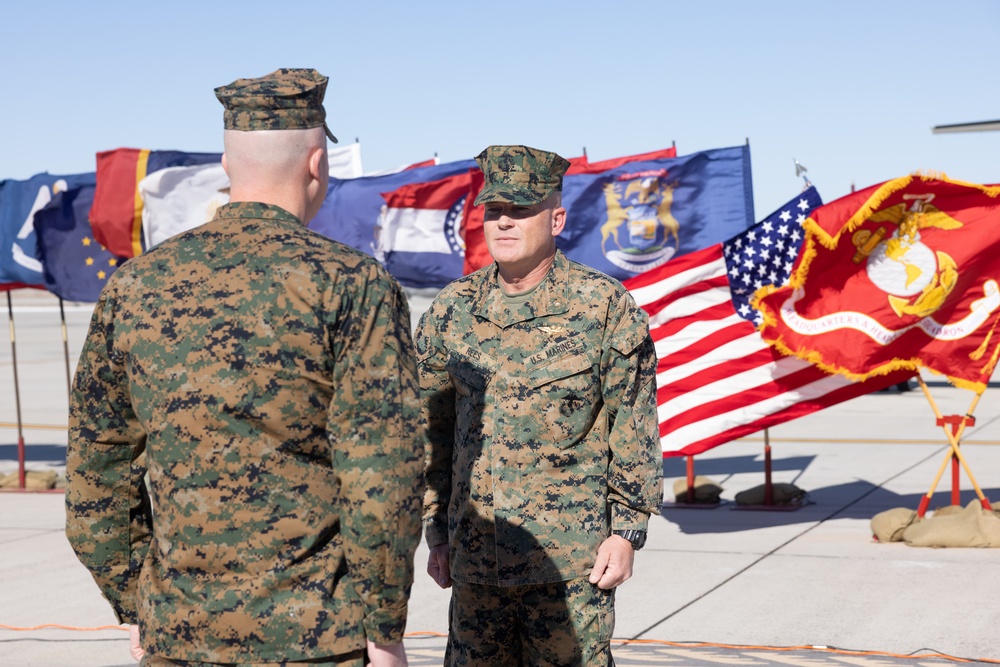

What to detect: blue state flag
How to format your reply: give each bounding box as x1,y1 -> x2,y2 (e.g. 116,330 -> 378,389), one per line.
558,145 -> 754,281
309,159 -> 476,257
0,172 -> 96,285
34,185 -> 126,302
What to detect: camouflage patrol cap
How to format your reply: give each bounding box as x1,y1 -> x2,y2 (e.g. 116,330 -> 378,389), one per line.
474,145 -> 571,206
214,68 -> 338,143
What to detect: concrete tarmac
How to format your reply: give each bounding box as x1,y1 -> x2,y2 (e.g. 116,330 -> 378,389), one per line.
2,289 -> 999,666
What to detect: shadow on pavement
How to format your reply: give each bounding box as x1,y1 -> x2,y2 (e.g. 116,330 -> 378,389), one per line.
658,465 -> 1000,534
0,443 -> 67,464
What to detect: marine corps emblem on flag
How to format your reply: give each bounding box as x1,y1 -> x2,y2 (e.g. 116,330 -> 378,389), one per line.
851,193 -> 961,319
754,175 -> 1000,391
600,169 -> 680,273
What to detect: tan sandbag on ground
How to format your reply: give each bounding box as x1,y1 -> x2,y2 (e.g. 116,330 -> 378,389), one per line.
672,476 -> 723,503
0,470 -> 58,489
931,505 -> 963,518
903,500 -> 1000,548
870,507 -> 920,542
734,482 -> 806,506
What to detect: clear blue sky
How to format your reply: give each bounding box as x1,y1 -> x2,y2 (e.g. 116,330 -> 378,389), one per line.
2,0 -> 998,218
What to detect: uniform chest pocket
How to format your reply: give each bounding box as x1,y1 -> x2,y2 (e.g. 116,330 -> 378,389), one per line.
527,351 -> 594,389
526,351 -> 600,447
446,353 -> 491,396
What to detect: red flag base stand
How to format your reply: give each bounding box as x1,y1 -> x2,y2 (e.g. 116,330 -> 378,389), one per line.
661,456 -> 724,510
915,378 -> 992,518
2,288 -> 72,494
731,428 -> 807,512
0,438 -> 64,493
0,488 -> 65,494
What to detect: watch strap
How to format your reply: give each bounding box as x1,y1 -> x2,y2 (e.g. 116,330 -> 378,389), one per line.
612,529 -> 647,551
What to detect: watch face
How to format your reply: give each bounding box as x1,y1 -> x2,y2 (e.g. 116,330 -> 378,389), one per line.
630,531 -> 646,550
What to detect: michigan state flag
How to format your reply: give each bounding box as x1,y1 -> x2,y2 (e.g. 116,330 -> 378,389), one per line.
558,145 -> 754,281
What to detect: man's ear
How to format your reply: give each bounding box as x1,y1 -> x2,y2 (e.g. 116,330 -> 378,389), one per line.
551,206 -> 567,237
308,146 -> 325,182
221,153 -> 229,177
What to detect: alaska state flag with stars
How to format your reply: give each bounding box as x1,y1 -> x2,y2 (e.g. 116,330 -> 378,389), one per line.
34,185 -> 126,302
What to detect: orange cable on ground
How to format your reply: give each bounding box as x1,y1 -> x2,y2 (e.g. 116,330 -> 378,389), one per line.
4,625 -> 998,664
609,638 -> 1000,664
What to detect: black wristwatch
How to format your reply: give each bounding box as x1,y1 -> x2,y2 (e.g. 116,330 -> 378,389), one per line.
612,529 -> 647,551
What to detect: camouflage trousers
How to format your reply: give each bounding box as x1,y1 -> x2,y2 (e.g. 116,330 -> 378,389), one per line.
446,576 -> 615,666
140,649 -> 365,667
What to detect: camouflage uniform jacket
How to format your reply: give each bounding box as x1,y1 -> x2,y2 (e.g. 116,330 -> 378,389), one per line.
417,250 -> 662,587
65,202 -> 423,663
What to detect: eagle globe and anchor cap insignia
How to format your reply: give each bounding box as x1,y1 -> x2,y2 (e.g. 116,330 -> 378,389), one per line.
600,168 -> 681,274
851,194 -> 960,319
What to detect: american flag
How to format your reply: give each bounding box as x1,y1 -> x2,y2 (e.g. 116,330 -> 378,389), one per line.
625,186 -> 911,457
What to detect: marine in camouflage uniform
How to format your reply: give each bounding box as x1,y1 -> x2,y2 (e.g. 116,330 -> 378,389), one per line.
416,145 -> 663,666
65,69 -> 423,666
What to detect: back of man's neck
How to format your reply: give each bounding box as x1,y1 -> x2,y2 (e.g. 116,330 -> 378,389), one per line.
228,189 -> 307,222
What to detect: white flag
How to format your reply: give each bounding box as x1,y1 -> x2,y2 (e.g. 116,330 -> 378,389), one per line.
140,145 -> 365,248
140,163 -> 230,249
329,142 -> 364,179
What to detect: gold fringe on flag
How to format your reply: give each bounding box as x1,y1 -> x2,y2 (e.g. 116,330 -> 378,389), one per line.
980,338 -> 1000,379
970,312 -> 1000,361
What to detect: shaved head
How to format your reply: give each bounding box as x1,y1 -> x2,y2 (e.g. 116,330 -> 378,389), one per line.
222,126 -> 328,222
223,127 -> 325,186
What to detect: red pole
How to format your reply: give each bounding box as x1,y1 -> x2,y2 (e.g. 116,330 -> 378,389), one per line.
916,494 -> 931,518
951,441 -> 961,507
686,456 -> 695,503
763,428 -> 773,506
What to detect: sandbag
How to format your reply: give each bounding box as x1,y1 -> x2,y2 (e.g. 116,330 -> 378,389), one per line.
931,505 -> 963,518
734,482 -> 807,506
903,500 -> 1000,548
870,507 -> 920,542
672,476 -> 723,503
0,470 -> 58,489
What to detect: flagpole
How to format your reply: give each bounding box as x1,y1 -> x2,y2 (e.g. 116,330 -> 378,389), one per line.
763,428 -> 773,505
59,297 -> 72,396
915,377 -> 990,514
6,291 -> 26,490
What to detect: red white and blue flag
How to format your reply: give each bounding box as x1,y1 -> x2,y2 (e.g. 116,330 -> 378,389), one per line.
309,158 -> 475,276
624,186 -> 913,457
376,171 -> 473,289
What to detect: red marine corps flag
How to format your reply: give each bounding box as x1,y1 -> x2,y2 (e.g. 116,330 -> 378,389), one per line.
755,175 -> 1000,392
